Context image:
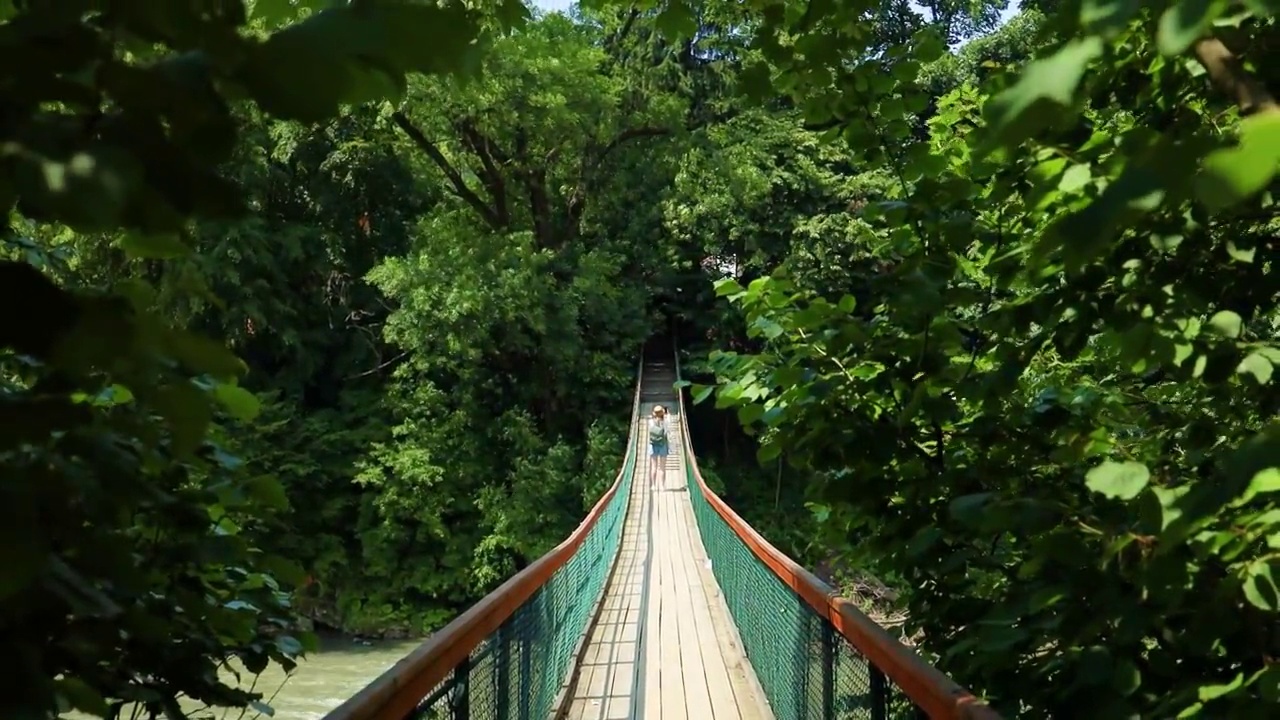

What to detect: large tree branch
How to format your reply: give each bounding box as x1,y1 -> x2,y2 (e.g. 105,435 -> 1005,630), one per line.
594,126 -> 671,168
456,118 -> 511,227
526,167 -> 555,248
1194,37 -> 1277,115
391,110 -> 502,228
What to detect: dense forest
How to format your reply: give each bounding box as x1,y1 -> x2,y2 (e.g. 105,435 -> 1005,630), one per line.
1,0 -> 1277,718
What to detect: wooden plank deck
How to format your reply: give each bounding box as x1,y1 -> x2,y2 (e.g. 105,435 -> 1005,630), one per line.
564,404 -> 771,720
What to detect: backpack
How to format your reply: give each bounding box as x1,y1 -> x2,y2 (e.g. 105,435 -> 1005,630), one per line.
649,419 -> 667,445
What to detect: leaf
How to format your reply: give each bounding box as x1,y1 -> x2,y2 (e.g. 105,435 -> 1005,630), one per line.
1242,560 -> 1279,610
117,232 -> 191,259
0,261 -> 80,359
242,4 -> 484,122
1059,163 -> 1092,192
274,634 -> 304,657
714,278 -> 745,297
1112,659 -> 1141,696
691,384 -> 714,404
949,492 -> 994,525
164,329 -> 247,381
981,37 -> 1103,150
1080,0 -> 1143,33
1194,112 -> 1280,210
214,383 -> 262,421
246,476 -> 289,511
1198,672 -> 1244,701
655,0 -> 698,39
1086,461 -> 1151,500
1205,310 -> 1243,339
153,381 -> 214,458
1237,351 -> 1274,385
1157,0 -> 1225,56
1247,468 -> 1280,495
55,677 -> 110,716
0,496 -> 47,601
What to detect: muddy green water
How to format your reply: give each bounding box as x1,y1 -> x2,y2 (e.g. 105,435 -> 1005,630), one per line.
70,637 -> 425,720
230,637 -> 423,720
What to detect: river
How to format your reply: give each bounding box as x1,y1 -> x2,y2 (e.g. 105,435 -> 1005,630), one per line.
61,637 -> 423,720
237,637 -> 423,720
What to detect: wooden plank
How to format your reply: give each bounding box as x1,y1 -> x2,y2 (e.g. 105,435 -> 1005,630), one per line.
674,489 -> 746,720
661,429 -> 712,720
657,491 -> 688,720
564,419 -> 648,720
642,483 -> 663,720
676,478 -> 772,719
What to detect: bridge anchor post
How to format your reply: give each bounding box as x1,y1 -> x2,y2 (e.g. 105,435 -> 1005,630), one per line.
821,623 -> 836,720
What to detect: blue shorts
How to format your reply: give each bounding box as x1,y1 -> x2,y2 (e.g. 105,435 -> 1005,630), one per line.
650,441 -> 669,458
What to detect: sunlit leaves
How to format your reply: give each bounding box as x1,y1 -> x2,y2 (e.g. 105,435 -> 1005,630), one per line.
1157,0 -> 1226,56
1086,461 -> 1151,500
1194,112 -> 1280,211
981,37 -> 1102,150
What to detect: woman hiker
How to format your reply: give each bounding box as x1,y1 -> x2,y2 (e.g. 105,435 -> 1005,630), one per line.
648,405 -> 669,491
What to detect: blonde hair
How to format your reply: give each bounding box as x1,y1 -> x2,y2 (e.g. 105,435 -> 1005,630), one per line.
653,405 -> 666,416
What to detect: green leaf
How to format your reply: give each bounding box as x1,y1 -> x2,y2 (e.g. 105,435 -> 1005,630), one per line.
214,383 -> 262,421
1112,659 -> 1141,696
1059,163 -> 1092,192
982,37 -> 1103,150
691,384 -> 714,404
246,476 -> 289,511
164,329 -> 247,381
655,0 -> 698,39
153,381 -> 214,458
1194,112 -> 1280,210
242,4 -> 484,122
117,232 -> 190,259
1246,468 -> 1280,495
1242,560 -> 1279,610
1198,672 -> 1244,701
0,498 -> 47,601
1157,0 -> 1225,56
1206,310 -> 1243,339
1080,0 -> 1143,33
55,677 -> 110,717
949,492 -> 994,525
714,278 -> 745,297
1237,351 -> 1274,385
1086,461 -> 1151,500
274,634 -> 304,657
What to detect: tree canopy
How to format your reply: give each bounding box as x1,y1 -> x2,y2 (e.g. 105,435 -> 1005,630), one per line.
1,0 -> 1277,718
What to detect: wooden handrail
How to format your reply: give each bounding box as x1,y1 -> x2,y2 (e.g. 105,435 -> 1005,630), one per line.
323,364 -> 645,720
673,360 -> 1002,720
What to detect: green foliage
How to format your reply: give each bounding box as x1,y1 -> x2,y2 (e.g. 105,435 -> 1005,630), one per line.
14,0 -> 1279,716
0,0 -> 489,717
644,0 -> 1280,716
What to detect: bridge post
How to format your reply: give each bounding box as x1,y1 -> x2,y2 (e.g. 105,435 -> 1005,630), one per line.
821,623 -> 835,720
451,657 -> 471,720
869,666 -> 887,720
518,631 -> 532,720
496,626 -> 511,720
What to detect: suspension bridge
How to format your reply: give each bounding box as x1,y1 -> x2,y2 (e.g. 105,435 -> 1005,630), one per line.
322,351 -> 1001,720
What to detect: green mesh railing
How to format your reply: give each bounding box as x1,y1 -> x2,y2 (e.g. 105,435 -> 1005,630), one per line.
414,438 -> 634,717
413,437 -> 635,720
682,460 -> 922,720
326,377 -> 640,720
675,358 -> 986,720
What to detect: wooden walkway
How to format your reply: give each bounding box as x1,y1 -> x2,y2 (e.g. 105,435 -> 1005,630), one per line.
564,403 -> 771,720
